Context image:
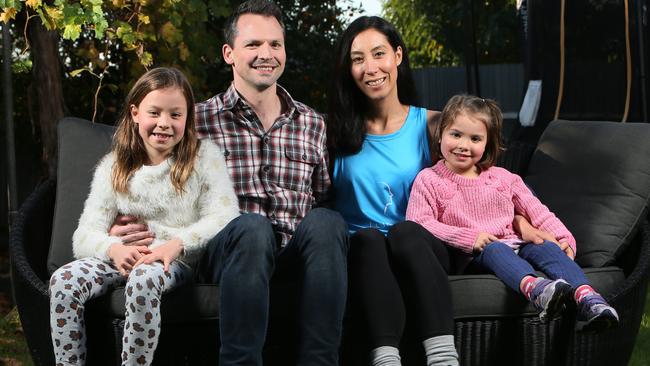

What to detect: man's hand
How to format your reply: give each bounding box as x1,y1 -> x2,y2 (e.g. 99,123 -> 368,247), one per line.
109,215 -> 155,246
133,238 -> 184,272
107,243 -> 152,276
473,232 -> 498,253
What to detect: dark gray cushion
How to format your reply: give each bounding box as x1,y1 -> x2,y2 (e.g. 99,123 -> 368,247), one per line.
47,118 -> 115,274
449,267 -> 624,319
91,268 -> 624,321
525,120 -> 650,268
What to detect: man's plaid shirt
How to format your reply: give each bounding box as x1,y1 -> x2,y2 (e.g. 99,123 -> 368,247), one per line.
195,83 -> 330,246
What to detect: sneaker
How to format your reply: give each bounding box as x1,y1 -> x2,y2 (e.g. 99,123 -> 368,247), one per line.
576,294 -> 619,332
529,278 -> 573,322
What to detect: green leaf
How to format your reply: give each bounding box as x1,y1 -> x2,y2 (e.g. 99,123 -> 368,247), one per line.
140,51 -> 153,67
91,4 -> 103,17
0,1 -> 22,9
69,68 -> 88,77
11,59 -> 32,74
36,7 -> 57,30
160,21 -> 182,46
61,2 -> 83,20
94,17 -> 108,36
116,24 -> 136,45
62,24 -> 82,40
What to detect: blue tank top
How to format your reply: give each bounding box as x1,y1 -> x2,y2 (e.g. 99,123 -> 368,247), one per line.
332,106 -> 431,234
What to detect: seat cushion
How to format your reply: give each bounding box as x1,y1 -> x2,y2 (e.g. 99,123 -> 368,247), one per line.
47,118 -> 114,274
525,120 -> 650,268
89,284 -> 221,323
449,267 -> 624,319
89,267 -> 624,322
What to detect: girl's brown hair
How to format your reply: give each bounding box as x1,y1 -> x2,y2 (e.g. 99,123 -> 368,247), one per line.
432,94 -> 504,170
112,67 -> 199,194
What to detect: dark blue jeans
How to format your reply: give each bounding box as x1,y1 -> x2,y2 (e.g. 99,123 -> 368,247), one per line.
471,241 -> 589,294
200,208 -> 349,366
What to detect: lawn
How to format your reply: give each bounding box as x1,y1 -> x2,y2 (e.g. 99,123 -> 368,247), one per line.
0,308 -> 34,366
1,286 -> 649,366
630,285 -> 650,366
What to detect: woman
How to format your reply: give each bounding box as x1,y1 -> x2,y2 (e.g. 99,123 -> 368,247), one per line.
327,16 -> 458,366
328,16 -> 548,366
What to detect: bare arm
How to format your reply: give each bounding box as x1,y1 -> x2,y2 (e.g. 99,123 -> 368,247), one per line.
426,110 -> 441,161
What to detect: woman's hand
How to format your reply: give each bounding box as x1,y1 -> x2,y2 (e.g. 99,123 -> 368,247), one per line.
513,216 -> 575,259
558,240 -> 576,260
473,232 -> 498,253
133,238 -> 184,272
513,215 -> 558,245
107,243 -> 152,276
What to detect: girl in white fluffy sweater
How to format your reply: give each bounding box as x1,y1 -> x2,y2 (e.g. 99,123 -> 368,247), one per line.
49,67 -> 240,366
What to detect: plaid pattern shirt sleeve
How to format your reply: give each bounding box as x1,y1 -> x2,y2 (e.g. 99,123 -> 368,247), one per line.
195,83 -> 331,246
311,139 -> 330,205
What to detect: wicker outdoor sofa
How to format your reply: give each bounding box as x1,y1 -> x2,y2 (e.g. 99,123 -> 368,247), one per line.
10,117 -> 650,366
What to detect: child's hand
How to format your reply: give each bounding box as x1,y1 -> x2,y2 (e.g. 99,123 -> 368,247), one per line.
473,232 -> 498,253
133,238 -> 184,272
107,243 -> 152,277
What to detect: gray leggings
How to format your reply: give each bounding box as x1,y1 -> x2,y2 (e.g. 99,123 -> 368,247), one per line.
49,257 -> 190,366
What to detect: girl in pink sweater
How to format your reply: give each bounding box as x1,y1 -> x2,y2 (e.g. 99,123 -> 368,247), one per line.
406,94 -> 618,332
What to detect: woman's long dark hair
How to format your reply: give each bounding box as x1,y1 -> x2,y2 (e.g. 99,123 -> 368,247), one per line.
327,16 -> 419,155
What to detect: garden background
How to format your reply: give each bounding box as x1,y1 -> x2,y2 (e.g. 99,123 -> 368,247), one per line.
1,0 -> 649,364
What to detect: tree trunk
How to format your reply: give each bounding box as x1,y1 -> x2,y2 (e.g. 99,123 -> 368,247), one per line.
28,20 -> 65,179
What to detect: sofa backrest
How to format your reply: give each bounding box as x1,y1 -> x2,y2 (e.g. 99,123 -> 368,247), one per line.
47,118 -> 650,272
47,118 -> 115,274
525,120 -> 650,268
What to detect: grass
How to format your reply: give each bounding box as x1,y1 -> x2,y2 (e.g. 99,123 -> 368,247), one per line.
0,286 -> 649,366
0,308 -> 34,366
630,285 -> 650,366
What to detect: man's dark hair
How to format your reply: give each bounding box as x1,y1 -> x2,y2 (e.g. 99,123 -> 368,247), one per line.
224,0 -> 285,46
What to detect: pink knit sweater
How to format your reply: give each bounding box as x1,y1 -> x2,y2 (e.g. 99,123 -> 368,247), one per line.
406,160 -> 576,255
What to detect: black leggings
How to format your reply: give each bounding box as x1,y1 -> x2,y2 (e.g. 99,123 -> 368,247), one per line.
348,221 -> 454,348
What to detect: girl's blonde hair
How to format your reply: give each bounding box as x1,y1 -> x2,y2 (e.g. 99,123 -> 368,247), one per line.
432,94 -> 505,170
112,67 -> 199,194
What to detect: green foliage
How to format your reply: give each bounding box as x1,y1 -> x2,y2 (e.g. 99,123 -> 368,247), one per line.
3,0 -> 360,123
279,0 -> 362,110
3,1 -> 228,125
383,0 -> 521,68
11,59 -> 31,73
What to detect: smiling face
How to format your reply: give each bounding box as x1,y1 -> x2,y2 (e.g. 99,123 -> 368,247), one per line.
440,112 -> 489,177
349,28 -> 402,103
223,13 -> 286,94
130,87 -> 188,165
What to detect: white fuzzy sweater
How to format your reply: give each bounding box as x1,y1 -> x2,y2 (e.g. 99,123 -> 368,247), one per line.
72,140 -> 240,266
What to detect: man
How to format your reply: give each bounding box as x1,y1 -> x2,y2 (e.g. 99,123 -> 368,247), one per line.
193,1 -> 348,365
111,1 -> 347,364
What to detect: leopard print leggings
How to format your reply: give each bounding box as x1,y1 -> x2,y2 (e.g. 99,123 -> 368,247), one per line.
49,257 -> 190,366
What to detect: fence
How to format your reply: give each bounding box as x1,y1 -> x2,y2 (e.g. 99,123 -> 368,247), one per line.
413,63 -> 525,119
